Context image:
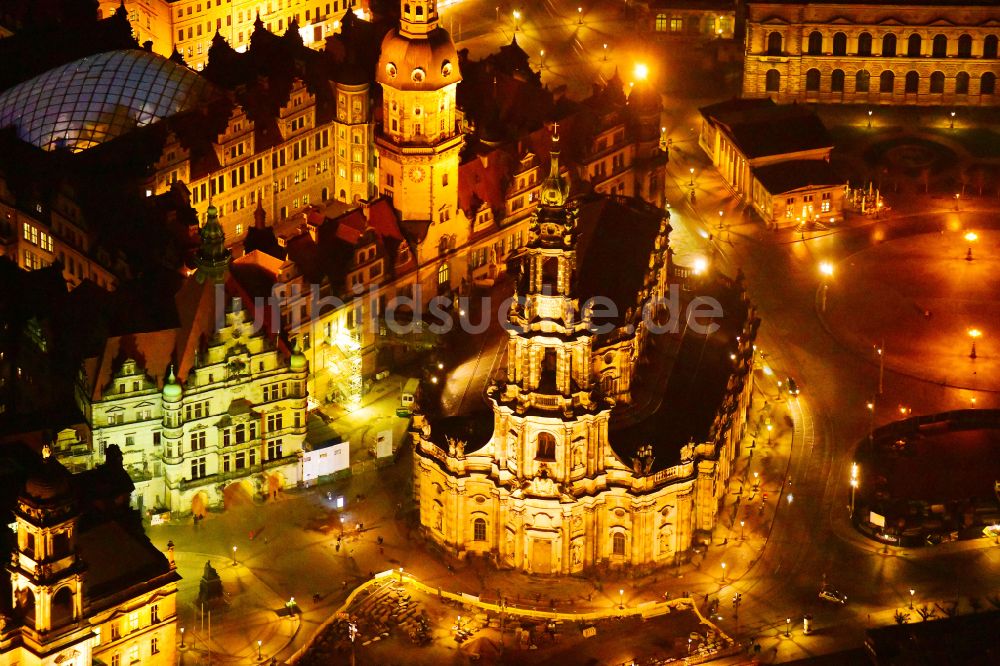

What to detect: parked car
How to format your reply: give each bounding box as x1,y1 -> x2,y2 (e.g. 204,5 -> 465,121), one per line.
818,588 -> 847,604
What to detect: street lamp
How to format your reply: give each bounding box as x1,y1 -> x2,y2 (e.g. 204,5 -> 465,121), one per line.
740,520 -> 745,540
603,43 -> 608,61
819,261 -> 834,312
689,167 -> 695,187
950,110 -> 956,129
577,6 -> 583,24
909,589 -> 915,609
850,463 -> 859,518
512,10 -> 521,31
867,109 -> 873,128
257,639 -> 262,661
875,344 -> 884,394
540,49 -> 545,68
634,63 -> 648,81
786,617 -> 791,637
398,566 -> 404,583
232,545 -> 237,565
721,562 -> 727,582
867,401 -> 875,442
619,588 -> 624,609
692,257 -> 708,276
718,209 -> 725,230
180,627 -> 185,648
968,328 -> 982,359
766,423 -> 773,444
753,471 -> 759,489
965,231 -> 977,261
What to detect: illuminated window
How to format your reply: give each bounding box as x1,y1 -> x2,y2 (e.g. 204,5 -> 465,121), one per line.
128,611 -> 139,632
655,14 -> 667,32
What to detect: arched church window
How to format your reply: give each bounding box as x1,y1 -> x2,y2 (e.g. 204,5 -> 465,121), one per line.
473,518 -> 487,541
612,532 -> 626,556
536,432 -> 556,460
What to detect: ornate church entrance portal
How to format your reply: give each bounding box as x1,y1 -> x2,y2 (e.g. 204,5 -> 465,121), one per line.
530,538 -> 553,574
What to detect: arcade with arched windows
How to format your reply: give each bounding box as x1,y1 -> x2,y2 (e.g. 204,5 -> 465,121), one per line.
743,3 -> 1000,106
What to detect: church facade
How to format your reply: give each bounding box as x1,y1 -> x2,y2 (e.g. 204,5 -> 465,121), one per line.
412,135 -> 759,574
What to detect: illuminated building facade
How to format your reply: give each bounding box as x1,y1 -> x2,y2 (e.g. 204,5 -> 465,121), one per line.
743,1 -> 1000,106
698,98 -> 845,228
412,135 -> 758,574
1,449 -> 180,666
647,0 -> 737,40
79,207 -> 309,516
99,0 -> 362,69
148,22 -> 375,242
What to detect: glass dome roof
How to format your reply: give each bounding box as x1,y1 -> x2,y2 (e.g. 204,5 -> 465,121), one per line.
0,49 -> 210,152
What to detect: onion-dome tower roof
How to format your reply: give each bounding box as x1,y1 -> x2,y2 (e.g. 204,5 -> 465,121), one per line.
376,0 -> 461,91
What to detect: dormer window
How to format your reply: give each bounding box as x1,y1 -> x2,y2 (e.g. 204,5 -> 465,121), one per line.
411,68 -> 425,83
441,61 -> 452,77
386,62 -> 397,78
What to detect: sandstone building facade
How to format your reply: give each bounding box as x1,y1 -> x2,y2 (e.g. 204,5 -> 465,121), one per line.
743,1 -> 1000,106
412,135 -> 759,574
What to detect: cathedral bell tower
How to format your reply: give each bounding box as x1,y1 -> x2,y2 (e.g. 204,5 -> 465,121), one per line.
490,127 -> 613,488
375,0 -> 463,223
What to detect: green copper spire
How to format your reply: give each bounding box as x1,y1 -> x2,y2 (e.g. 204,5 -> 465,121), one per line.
540,123 -> 570,208
195,204 -> 231,283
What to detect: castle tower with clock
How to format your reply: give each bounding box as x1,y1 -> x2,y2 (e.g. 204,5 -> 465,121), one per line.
375,0 -> 463,225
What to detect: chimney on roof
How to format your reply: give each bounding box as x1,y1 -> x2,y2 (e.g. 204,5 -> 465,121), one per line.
303,217 -> 320,243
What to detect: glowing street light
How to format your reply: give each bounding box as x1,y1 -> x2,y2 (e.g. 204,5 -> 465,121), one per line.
740,520 -> 745,540
753,471 -> 759,488
540,49 -> 545,68
875,343 -> 884,394
718,209 -> 725,230
512,9 -> 521,31
766,423 -> 773,444
850,463 -> 859,518
965,231 -> 978,261
819,261 -> 834,312
577,6 -> 583,24
634,62 -> 649,81
603,43 -> 608,61
619,588 -> 625,609
867,109 -> 873,128
257,639 -> 262,660
968,328 -> 982,359
785,617 -> 791,637
950,110 -> 956,129
232,545 -> 238,565
721,561 -> 727,582
689,167 -> 695,186
909,588 -> 915,609
692,257 -> 708,275
180,627 -> 185,648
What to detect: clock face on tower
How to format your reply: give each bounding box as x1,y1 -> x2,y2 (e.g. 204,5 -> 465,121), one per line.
409,167 -> 425,182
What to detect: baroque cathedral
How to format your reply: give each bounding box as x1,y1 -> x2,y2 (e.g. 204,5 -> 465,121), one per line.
412,122 -> 760,573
